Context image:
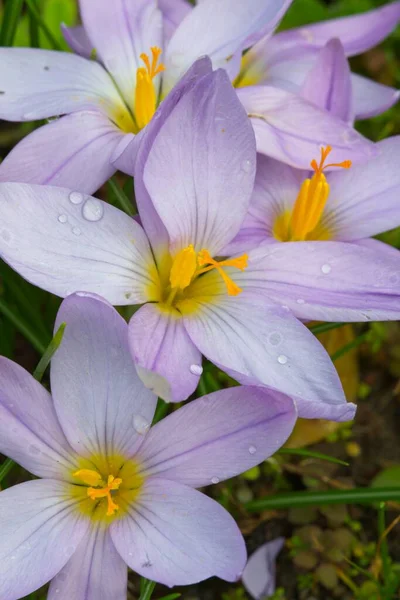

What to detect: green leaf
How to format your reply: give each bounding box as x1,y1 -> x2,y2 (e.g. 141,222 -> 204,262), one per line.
0,298 -> 48,355
330,332 -> 369,362
277,447 -> 349,467
309,322 -> 345,335
0,0 -> 24,46
33,322 -> 66,382
25,0 -> 64,50
0,458 -> 15,483
246,487 -> 400,512
41,0 -> 77,50
108,178 -> 136,217
159,595 -> 182,600
371,466 -> 400,489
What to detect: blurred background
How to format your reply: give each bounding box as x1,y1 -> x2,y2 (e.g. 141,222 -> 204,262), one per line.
0,1 -> 399,599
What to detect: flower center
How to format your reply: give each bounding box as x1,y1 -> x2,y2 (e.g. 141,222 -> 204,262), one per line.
134,46 -> 165,131
273,146 -> 351,242
166,244 -> 248,305
71,456 -> 144,522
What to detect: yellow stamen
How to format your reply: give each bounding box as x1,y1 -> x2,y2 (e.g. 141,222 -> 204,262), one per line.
197,249 -> 248,296
134,46 -> 165,130
74,469 -> 123,517
169,244 -> 197,291
289,146 -> 351,241
87,475 -> 122,517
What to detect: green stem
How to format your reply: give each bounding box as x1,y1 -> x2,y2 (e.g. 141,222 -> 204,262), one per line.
246,487 -> 400,512
378,503 -> 391,589
24,0 -> 63,50
108,178 -> 135,217
0,458 -> 15,482
139,579 -> 156,600
28,0 -> 40,47
0,298 -> 47,354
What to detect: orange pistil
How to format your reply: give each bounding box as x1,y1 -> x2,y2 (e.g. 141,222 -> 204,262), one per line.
87,475 -> 122,517
135,46 -> 165,130
197,249 -> 248,296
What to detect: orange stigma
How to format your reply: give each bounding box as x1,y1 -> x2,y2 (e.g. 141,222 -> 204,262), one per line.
135,47 -> 165,130
310,145 -> 352,176
73,469 -> 122,517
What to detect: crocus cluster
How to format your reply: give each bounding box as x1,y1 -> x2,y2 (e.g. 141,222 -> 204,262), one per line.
0,0 -> 399,598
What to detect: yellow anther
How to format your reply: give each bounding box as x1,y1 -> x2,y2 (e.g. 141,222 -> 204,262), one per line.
87,475 -> 123,517
73,468 -> 103,487
134,46 -> 165,130
286,146 -> 351,241
197,249 -> 248,296
170,244 -> 197,291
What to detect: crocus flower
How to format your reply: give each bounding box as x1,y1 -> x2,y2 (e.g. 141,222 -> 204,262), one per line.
0,0 -> 375,192
0,292 -> 298,598
242,538 -> 285,600
0,65 -> 360,421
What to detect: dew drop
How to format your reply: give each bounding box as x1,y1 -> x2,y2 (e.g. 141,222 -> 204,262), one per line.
268,331 -> 282,346
58,214 -> 67,223
241,159 -> 252,172
69,191 -> 84,205
277,354 -> 288,365
72,227 -> 81,236
248,445 -> 257,455
296,298 -> 305,304
321,263 -> 331,274
133,414 -> 150,435
189,364 -> 203,376
211,476 -> 220,484
82,198 -> 104,222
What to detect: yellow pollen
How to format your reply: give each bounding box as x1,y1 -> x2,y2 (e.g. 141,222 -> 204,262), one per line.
73,469 -> 123,517
285,146 -> 351,242
134,46 -> 165,131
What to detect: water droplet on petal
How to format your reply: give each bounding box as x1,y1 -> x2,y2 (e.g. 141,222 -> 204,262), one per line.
277,354 -> 288,365
69,191 -> 84,205
296,298 -> 305,304
321,263 -> 331,274
241,159 -> 252,173
189,364 -> 203,376
133,414 -> 150,435
58,214 -> 67,223
82,198 -> 104,222
268,331 -> 282,346
248,445 -> 257,455
72,227 -> 81,236
211,477 -> 220,484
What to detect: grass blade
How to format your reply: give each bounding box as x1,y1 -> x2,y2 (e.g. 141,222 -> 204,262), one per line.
139,579 -> 156,600
309,322 -> 345,335
0,0 -> 24,46
33,322 -> 66,382
108,177 -> 135,217
0,298 -> 47,354
246,487 -> 400,512
25,0 -> 63,50
277,447 -> 349,467
0,458 -> 15,482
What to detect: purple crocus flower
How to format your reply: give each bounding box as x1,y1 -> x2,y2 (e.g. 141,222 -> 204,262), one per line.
0,65 -> 361,421
0,293 -> 298,598
0,0 -> 376,192
242,538 -> 285,599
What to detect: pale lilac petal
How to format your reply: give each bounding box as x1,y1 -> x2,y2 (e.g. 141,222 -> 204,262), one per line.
130,57 -> 212,262
129,303 -> 202,403
0,48 -> 124,121
300,38 -> 352,123
0,111 -> 123,194
159,0 -> 191,42
242,538 -> 285,599
183,290 -> 353,420
225,154 -> 304,253
0,182 -> 157,304
80,0 -> 162,107
165,0 -> 292,91
351,73 -> 400,120
136,386 -> 296,486
61,24 -> 93,58
355,238 -> 400,258
51,294 -> 157,457
238,241 -> 400,322
111,478 -> 246,585
272,2 -> 400,57
0,480 -> 89,600
326,136 -> 400,240
237,86 -> 375,167
48,527 -> 126,600
0,357 -> 77,479
143,69 -> 256,256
